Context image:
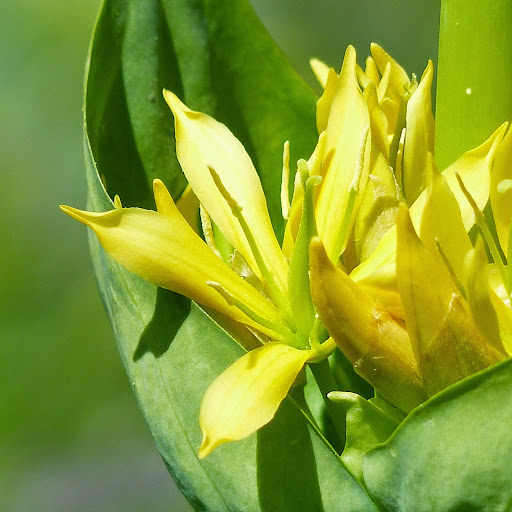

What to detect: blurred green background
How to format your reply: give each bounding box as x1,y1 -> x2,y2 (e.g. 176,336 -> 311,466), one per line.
0,1 -> 438,510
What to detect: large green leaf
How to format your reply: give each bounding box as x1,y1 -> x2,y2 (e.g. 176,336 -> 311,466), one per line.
85,0 -> 318,238
84,0 -> 378,509
362,358 -> 512,512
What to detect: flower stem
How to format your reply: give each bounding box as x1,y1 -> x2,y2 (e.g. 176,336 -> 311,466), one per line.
436,0 -> 512,169
309,358 -> 346,448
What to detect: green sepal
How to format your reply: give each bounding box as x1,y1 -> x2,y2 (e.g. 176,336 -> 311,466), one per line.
328,391 -> 404,483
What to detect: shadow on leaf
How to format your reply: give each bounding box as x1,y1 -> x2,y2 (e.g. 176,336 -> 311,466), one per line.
133,288 -> 191,361
257,399 -> 325,512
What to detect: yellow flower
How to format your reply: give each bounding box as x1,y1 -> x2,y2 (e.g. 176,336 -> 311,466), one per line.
62,43 -> 512,459
308,44 -> 512,407
61,91 -> 335,459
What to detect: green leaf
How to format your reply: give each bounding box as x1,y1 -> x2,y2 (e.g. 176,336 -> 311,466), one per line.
362,358 -> 512,512
83,0 -> 378,509
86,0 -> 318,238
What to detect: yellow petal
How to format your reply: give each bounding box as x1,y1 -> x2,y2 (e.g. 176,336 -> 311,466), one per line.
418,155 -> 472,282
364,82 -> 390,161
464,238 -> 506,353
163,90 -> 288,295
309,237 -> 425,412
402,60 -> 435,204
176,184 -> 200,234
354,83 -> 397,264
441,122 -> 507,231
380,97 -> 400,137
316,67 -> 339,133
315,45 -> 370,260
60,202 -> 282,337
370,43 -> 410,106
490,290 -> 512,356
396,204 -> 502,396
310,58 -> 330,89
351,125 -> 506,290
198,343 -> 313,458
376,62 -> 391,104
364,56 -> 381,86
490,126 -> 512,253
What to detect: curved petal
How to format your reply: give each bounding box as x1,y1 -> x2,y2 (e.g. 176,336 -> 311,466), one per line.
464,238 -> 505,353
198,343 -> 314,458
370,43 -> 410,106
402,60 -> 435,204
309,57 -> 330,89
309,237 -> 425,413
163,90 -> 288,294
315,45 -> 370,261
418,155 -> 472,282
60,200 -> 283,338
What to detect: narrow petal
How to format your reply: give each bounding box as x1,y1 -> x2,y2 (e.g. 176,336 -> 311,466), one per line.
316,67 -> 339,133
464,238 -> 506,353
490,290 -> 512,355
441,122 -> 507,231
364,56 -> 381,86
354,83 -> 398,263
315,45 -> 370,261
163,90 -> 288,295
60,203 -> 282,337
370,43 -> 410,106
309,58 -> 330,89
402,61 -> 435,204
364,82 -> 390,161
198,343 -> 313,458
309,237 -> 425,412
418,155 -> 472,282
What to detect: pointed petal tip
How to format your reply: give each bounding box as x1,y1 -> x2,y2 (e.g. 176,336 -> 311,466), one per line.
59,205 -> 94,226
370,42 -> 383,55
152,178 -> 166,194
344,44 -> 357,61
197,434 -> 220,460
162,89 -> 190,116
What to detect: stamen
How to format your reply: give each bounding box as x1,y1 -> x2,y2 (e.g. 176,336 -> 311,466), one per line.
435,238 -> 466,298
207,165 -> 293,321
199,204 -> 222,259
309,316 -> 326,351
287,160 -> 321,343
332,128 -> 369,260
455,172 -> 510,295
395,127 -> 406,192
206,281 -> 295,344
281,141 -> 291,220
113,195 -> 123,209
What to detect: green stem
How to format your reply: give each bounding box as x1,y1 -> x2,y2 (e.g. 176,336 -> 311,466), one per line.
435,0 -> 512,169
309,359 -> 346,448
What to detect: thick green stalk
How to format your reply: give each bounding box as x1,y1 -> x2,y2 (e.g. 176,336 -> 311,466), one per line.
435,0 -> 512,169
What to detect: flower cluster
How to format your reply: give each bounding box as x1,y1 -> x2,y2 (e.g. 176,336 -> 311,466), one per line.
62,44 -> 512,458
